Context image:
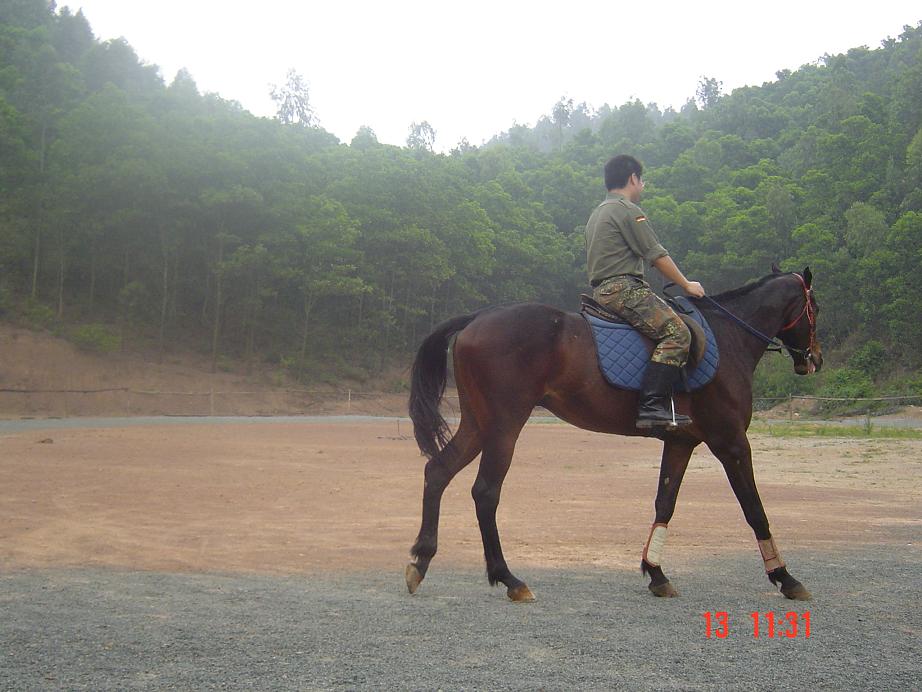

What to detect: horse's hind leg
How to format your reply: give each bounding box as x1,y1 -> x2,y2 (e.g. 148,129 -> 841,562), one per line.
406,418 -> 482,594
472,423 -> 534,602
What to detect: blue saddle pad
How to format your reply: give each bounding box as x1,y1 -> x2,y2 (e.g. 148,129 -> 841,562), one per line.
584,300 -> 719,392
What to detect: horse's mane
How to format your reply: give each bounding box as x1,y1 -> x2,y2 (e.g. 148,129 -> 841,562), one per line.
701,273 -> 793,303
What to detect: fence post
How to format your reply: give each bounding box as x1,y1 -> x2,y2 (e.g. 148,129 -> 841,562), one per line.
347,389 -> 352,412
788,394 -> 793,423
209,388 -> 215,416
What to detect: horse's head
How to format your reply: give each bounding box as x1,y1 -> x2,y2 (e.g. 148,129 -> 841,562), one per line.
772,265 -> 823,375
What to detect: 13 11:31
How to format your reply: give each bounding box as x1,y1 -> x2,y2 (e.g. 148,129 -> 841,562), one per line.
751,611 -> 811,638
703,611 -> 811,638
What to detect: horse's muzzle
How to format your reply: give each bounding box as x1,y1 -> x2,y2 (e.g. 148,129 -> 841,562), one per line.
795,348 -> 822,375
791,344 -> 823,375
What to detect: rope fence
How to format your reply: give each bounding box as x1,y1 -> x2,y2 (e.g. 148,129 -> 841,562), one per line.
753,393 -> 922,430
1,388 -> 920,429
0,386 -> 413,417
755,394 -> 922,403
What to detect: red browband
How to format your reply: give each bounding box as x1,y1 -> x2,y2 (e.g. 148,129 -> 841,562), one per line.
780,273 -> 815,333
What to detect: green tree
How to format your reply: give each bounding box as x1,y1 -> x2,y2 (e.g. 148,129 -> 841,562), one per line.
276,196 -> 366,378
696,76 -> 723,109
551,97 -> 573,150
270,68 -> 315,126
844,202 -> 888,257
407,120 -> 436,152
200,185 -> 263,371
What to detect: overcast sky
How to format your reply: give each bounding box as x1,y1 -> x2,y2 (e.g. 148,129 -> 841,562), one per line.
65,1 -> 920,151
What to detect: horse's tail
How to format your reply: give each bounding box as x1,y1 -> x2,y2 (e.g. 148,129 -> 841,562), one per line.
409,311 -> 480,460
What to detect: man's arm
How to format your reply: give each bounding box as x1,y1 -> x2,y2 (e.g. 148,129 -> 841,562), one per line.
652,255 -> 705,297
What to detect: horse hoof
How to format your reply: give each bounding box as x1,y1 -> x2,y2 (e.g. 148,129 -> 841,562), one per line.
507,584 -> 536,602
649,581 -> 679,598
782,583 -> 812,601
405,564 -> 424,595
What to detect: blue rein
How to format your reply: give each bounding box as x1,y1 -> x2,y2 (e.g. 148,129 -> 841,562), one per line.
697,295 -> 787,354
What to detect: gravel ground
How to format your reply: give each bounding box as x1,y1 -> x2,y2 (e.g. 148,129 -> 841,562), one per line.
2,545 -> 919,691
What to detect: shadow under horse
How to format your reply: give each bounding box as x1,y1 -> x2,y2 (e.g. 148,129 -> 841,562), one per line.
406,267 -> 822,602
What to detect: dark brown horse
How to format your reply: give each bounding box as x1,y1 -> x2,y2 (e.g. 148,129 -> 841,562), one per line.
406,267 -> 822,602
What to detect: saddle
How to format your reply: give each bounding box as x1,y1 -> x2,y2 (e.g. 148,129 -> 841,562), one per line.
579,294 -> 719,392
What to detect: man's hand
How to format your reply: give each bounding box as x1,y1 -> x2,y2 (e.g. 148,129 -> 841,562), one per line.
652,256 -> 706,297
683,281 -> 705,298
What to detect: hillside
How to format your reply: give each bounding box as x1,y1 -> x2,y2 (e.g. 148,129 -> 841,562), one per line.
2,4 -> 922,399
0,323 -> 409,418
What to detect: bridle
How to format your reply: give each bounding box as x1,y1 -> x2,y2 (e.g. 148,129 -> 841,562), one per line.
779,272 -> 818,363
780,273 -> 816,333
698,273 -> 816,361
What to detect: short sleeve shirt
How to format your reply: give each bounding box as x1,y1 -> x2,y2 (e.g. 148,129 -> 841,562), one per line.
585,192 -> 668,284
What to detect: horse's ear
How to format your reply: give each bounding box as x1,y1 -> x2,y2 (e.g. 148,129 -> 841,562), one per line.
803,266 -> 813,288
771,262 -> 782,274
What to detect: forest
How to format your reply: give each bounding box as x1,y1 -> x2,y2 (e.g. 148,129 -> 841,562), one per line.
2,1 -> 922,400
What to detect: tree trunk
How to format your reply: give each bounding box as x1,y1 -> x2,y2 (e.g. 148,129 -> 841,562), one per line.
31,120 -> 49,301
118,249 -> 127,354
31,226 -> 41,300
88,245 -> 97,314
39,120 -> 48,175
298,288 -> 315,382
158,229 -> 169,363
381,272 -> 394,368
210,238 -> 225,373
201,270 -> 211,327
169,251 -> 179,322
56,225 -> 65,318
400,285 -> 409,341
245,274 -> 257,373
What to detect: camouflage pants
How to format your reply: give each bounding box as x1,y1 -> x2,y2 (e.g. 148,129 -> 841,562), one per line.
593,275 -> 691,367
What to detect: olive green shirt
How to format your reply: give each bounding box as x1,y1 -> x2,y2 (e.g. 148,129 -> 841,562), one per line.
585,192 -> 668,285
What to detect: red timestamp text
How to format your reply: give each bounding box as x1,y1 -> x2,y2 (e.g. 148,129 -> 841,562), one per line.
703,611 -> 811,639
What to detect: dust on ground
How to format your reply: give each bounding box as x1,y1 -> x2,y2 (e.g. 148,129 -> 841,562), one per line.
1,420 -> 918,576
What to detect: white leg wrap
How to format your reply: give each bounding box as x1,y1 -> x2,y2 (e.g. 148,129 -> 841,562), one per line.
758,536 -> 785,572
643,523 -> 668,567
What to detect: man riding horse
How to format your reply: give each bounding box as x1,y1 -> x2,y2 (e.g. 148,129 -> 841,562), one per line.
585,154 -> 706,429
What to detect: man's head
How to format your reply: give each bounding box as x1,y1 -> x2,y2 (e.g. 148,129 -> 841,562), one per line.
604,154 -> 644,203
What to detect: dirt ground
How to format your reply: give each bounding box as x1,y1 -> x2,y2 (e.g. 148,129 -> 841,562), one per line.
1,419 -> 919,576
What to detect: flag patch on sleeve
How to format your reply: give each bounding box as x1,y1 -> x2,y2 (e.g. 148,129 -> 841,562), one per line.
635,215 -> 647,222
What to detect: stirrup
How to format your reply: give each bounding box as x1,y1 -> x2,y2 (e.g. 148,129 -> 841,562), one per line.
636,416 -> 692,429
636,397 -> 692,429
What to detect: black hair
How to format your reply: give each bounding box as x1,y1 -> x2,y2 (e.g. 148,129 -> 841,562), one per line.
604,155 -> 643,191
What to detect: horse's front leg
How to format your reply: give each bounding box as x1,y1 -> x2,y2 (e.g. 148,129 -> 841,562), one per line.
641,437 -> 698,597
707,434 -> 812,600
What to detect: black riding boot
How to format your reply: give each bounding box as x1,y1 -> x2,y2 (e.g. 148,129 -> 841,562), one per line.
636,362 -> 692,429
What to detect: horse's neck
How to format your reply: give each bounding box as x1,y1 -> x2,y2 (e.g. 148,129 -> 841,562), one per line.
708,279 -> 793,372
723,280 -> 792,335
720,296 -> 775,333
